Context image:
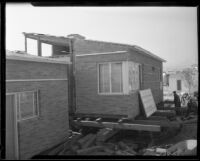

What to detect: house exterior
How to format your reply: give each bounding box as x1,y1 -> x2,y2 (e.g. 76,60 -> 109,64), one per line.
22,32 -> 166,119
74,38 -> 166,119
163,68 -> 198,99
6,50 -> 70,159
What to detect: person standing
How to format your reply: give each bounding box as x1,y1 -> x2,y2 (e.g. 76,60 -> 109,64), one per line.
173,91 -> 181,108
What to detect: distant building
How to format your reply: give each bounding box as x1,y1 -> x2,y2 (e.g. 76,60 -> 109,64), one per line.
163,68 -> 198,96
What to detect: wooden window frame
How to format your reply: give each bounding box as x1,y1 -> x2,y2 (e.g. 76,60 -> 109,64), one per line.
97,61 -> 126,95
16,90 -> 39,122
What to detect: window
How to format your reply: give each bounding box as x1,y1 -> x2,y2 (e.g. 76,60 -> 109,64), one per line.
99,62 -> 123,93
98,61 -> 140,94
17,91 -> 39,121
177,80 -> 182,91
41,43 -> 52,57
27,38 -> 38,56
129,62 -> 140,91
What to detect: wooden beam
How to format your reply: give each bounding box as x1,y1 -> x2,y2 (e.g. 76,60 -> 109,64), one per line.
132,120 -> 180,128
74,120 -> 161,132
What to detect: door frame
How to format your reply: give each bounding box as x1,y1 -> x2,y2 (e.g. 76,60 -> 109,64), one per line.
6,93 -> 19,159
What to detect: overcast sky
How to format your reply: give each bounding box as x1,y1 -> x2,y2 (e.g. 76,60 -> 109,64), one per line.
6,3 -> 198,70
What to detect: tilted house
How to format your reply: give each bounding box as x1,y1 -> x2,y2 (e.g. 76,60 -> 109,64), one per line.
22,33 -> 166,120
6,50 -> 70,159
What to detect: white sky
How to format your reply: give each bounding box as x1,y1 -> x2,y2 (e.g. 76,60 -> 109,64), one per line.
6,3 -> 198,70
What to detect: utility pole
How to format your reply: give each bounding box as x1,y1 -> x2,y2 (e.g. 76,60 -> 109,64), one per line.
69,38 -> 76,114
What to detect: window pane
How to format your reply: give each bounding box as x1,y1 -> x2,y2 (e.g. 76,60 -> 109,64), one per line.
129,62 -> 140,91
27,38 -> 38,56
99,64 -> 110,93
111,63 -> 122,93
41,43 -> 52,57
19,92 -> 34,119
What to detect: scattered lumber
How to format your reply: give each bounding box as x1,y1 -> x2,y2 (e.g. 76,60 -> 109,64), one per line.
77,133 -> 94,147
96,128 -> 119,142
118,141 -> 137,155
76,146 -> 104,155
82,134 -> 97,149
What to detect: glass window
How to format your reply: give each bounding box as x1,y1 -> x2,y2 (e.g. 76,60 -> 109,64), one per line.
17,91 -> 39,121
99,64 -> 110,93
111,63 -> 122,93
99,62 -> 123,94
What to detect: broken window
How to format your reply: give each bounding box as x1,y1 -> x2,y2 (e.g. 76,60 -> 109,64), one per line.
27,38 -> 38,56
129,62 -> 140,91
17,91 -> 39,121
41,43 -> 52,57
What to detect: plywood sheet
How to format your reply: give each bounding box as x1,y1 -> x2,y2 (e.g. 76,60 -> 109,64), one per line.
139,89 -> 157,118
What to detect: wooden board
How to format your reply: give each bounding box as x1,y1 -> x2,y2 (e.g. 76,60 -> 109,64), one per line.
139,89 -> 157,118
74,120 -> 161,132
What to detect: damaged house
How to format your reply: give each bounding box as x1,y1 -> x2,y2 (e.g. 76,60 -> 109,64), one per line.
6,50 -> 70,159
6,32 -> 166,159
22,33 -> 166,119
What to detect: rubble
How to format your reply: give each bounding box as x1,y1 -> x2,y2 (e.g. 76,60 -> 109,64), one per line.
36,107 -> 197,156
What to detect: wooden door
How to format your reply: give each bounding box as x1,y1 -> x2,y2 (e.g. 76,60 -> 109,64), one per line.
6,94 -> 19,160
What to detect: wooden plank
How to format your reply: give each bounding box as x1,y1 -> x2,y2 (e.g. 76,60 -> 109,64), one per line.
132,120 -> 180,128
77,133 -> 94,146
76,146 -> 104,155
96,128 -> 119,142
75,112 -> 127,119
75,120 -> 161,132
153,110 -> 176,117
139,89 -> 157,118
82,134 -> 97,149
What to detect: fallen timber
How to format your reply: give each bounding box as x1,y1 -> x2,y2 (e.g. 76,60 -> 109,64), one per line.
74,119 -> 161,132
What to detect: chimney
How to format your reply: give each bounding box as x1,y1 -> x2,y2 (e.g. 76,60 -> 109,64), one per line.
67,34 -> 85,40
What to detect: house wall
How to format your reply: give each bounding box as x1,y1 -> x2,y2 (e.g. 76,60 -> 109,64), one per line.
76,53 -> 140,119
128,49 -> 163,104
75,46 -> 163,119
73,39 -> 129,55
164,73 -> 190,95
6,59 -> 69,159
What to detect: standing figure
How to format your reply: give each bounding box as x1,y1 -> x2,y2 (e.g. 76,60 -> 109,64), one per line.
173,91 -> 181,108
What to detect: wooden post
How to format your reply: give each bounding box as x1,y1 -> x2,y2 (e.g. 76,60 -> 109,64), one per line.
37,39 -> 41,56
24,36 -> 27,52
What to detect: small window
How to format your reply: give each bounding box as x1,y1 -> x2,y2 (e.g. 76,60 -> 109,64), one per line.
17,91 -> 39,121
177,80 -> 182,91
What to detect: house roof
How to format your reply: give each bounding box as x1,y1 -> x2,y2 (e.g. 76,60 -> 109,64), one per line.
6,50 -> 71,64
23,32 -> 166,62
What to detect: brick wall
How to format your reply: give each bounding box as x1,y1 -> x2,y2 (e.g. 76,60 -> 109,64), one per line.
6,60 -> 69,159
75,42 -> 163,118
73,39 -> 128,55
128,49 -> 163,104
